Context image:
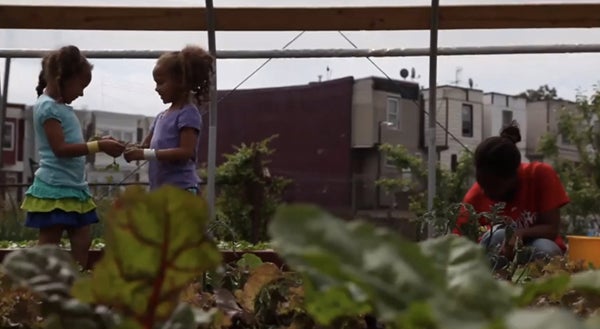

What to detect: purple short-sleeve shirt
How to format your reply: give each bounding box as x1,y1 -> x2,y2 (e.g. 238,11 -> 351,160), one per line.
148,104 -> 202,190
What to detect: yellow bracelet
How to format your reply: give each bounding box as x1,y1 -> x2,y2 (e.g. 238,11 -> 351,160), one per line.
86,141 -> 100,154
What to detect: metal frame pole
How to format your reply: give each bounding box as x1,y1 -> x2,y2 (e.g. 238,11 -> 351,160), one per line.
4,44 -> 600,59
205,0 -> 218,222
0,58 -> 11,171
427,0 -> 440,238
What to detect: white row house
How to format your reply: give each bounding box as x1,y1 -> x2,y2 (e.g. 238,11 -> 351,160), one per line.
424,85 -> 576,170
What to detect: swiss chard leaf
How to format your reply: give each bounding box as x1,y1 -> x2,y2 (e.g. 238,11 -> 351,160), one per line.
269,204 -> 598,329
72,186 -> 222,328
269,204 -> 442,324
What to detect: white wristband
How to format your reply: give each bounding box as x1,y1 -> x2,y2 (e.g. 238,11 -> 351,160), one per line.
143,148 -> 157,160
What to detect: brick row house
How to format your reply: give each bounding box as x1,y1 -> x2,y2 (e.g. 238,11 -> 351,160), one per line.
1,103 -> 30,206
197,76 -> 423,223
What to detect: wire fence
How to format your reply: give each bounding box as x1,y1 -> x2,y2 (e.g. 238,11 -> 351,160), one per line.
0,182 -> 157,242
0,174 -> 420,242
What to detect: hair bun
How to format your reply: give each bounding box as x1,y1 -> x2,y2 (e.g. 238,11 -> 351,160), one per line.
500,121 -> 521,144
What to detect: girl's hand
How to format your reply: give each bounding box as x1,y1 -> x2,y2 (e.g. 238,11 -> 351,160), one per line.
99,139 -> 126,157
502,231 -> 522,259
124,149 -> 144,163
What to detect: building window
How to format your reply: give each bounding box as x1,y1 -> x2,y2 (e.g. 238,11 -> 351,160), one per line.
97,128 -> 111,139
401,168 -> 412,192
461,103 -> 473,137
2,122 -> 14,151
450,154 -> 458,172
110,130 -> 123,140
96,128 -> 136,143
386,97 -> 401,129
122,131 -> 134,143
4,172 -> 17,185
136,128 -> 144,143
502,110 -> 513,128
385,156 -> 395,167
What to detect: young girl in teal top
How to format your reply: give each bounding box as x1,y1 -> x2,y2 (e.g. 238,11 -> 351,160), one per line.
21,45 -> 125,267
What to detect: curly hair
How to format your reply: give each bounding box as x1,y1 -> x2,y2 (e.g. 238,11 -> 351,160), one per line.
474,121 -> 522,178
156,45 -> 214,105
36,45 -> 93,97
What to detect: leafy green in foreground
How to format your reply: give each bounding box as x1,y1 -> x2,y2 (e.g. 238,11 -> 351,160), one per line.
269,204 -> 600,329
72,185 -> 222,328
2,186 -> 223,329
3,194 -> 600,329
1,245 -> 117,329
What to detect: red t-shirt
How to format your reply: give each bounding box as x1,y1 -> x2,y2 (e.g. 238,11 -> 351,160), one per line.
454,162 -> 570,251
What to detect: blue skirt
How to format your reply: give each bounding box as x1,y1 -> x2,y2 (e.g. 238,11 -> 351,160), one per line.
25,209 -> 100,229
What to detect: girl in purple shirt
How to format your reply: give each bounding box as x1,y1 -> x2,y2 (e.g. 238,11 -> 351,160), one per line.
124,46 -> 213,194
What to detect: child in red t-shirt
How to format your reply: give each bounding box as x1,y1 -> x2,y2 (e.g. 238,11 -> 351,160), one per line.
455,123 -> 570,266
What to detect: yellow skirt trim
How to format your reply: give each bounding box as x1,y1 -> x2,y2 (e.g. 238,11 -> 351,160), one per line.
21,195 -> 96,214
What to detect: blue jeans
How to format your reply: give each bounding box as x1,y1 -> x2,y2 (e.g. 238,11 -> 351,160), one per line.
480,226 -> 563,268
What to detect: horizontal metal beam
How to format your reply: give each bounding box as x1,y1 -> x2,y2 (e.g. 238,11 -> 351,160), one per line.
1,4 -> 600,31
3,44 -> 600,60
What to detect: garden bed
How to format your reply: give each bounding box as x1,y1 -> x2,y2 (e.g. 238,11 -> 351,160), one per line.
0,239 -> 287,270
0,248 -> 285,270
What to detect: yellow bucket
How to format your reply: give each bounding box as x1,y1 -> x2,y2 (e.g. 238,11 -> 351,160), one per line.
567,235 -> 600,268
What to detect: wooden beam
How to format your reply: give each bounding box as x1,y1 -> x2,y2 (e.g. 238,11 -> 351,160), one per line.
1,4 -> 600,31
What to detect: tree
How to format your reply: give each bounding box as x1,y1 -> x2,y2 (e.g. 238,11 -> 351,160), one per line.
538,86 -> 600,235
518,84 -> 559,102
377,144 -> 475,237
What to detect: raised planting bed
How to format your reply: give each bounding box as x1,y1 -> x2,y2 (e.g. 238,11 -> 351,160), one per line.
0,240 -> 286,270
0,248 -> 286,270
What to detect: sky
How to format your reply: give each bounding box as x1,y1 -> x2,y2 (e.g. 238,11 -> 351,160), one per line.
1,0 -> 600,116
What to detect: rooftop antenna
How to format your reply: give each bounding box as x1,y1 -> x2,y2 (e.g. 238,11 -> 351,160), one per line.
468,78 -> 474,89
451,66 -> 463,86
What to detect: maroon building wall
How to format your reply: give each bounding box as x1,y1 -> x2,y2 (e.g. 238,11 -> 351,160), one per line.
198,77 -> 355,215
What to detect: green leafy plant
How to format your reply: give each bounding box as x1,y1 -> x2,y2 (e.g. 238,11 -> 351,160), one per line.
2,245 -> 117,329
269,204 -> 600,328
0,238 -> 105,250
0,272 -> 42,329
206,135 -> 291,244
103,159 -> 120,172
203,261 -> 311,328
72,185 -> 222,328
378,144 -> 474,237
0,207 -> 38,242
538,86 -> 600,235
1,185 -> 222,329
0,184 -> 108,249
3,197 -> 600,328
0,239 -> 273,253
